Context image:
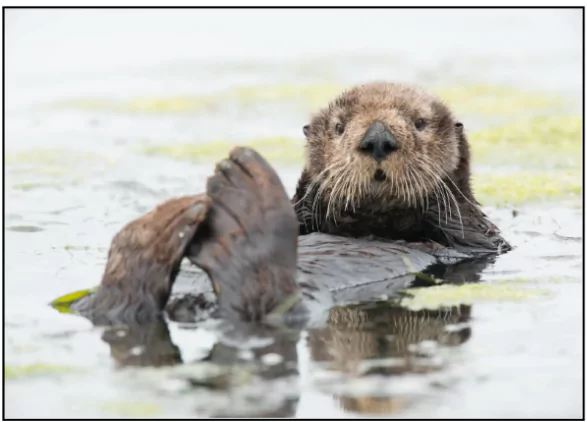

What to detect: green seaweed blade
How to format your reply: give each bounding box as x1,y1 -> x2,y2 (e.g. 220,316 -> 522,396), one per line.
49,287 -> 98,314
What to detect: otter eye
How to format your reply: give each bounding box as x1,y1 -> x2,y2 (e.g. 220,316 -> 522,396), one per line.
414,118 -> 426,131
335,123 -> 345,135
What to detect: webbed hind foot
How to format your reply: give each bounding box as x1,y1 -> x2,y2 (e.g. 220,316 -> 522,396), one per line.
187,147 -> 302,322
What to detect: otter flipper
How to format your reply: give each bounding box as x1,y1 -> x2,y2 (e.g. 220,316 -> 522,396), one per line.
424,203 -> 511,256
101,322 -> 182,367
186,147 -> 303,323
66,194 -> 211,325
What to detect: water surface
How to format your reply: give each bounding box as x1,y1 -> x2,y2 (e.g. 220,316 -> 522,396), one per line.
4,8 -> 583,419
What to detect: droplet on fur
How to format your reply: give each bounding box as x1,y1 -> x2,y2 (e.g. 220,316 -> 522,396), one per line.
238,349 -> 254,361
130,345 -> 145,356
261,353 -> 283,366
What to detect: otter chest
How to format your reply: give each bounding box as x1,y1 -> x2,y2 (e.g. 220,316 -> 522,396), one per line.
320,209 -> 426,242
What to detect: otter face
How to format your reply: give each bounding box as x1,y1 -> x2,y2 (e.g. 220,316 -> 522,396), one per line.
302,82 -> 463,218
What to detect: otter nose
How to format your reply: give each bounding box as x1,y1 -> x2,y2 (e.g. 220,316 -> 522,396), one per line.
359,121 -> 399,163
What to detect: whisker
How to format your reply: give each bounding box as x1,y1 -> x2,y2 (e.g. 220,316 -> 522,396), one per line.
445,175 -> 482,210
417,161 -> 446,228
439,177 -> 464,237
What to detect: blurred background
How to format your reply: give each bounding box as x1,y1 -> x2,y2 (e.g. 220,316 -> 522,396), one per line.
4,8 -> 583,419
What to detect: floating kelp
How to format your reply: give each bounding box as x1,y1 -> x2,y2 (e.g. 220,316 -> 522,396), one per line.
469,115 -> 581,169
400,283 -> 551,311
5,363 -> 85,380
473,170 -> 581,206
50,287 -> 98,314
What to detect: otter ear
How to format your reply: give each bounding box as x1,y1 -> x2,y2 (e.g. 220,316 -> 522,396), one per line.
455,122 -> 464,135
303,124 -> 310,138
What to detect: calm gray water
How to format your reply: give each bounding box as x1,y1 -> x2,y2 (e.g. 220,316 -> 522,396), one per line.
4,8 -> 583,419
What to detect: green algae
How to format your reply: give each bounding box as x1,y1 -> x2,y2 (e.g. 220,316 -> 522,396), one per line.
469,115 -> 582,169
140,137 -> 305,166
50,287 -> 98,314
63,97 -> 215,114
435,85 -> 569,117
6,149 -> 117,166
55,83 -> 344,114
6,149 -> 118,190
6,148 -> 117,186
400,283 -> 552,311
10,344 -> 39,354
472,170 -> 582,206
64,245 -> 91,251
54,83 -> 568,119
493,277 -> 534,285
12,182 -> 63,191
7,225 -> 44,233
494,276 -> 580,285
5,363 -> 83,380
100,400 -> 161,418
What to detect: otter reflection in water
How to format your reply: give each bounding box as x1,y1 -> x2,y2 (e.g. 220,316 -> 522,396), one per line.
308,303 -> 472,416
97,300 -> 474,417
99,321 -> 302,418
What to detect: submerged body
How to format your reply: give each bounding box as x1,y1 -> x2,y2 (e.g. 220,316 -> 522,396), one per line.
57,82 -> 510,325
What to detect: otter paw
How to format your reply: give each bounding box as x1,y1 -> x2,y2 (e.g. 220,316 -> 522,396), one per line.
189,147 -> 298,270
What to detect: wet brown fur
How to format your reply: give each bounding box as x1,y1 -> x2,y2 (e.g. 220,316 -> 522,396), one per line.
72,195 -> 210,324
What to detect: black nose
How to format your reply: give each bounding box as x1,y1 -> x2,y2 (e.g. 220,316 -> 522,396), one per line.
359,121 -> 399,163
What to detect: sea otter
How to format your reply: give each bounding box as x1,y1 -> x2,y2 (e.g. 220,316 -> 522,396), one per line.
54,82 -> 510,325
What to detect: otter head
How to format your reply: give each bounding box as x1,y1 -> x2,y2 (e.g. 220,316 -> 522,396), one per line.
298,82 -> 471,221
